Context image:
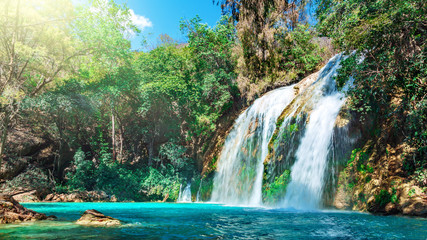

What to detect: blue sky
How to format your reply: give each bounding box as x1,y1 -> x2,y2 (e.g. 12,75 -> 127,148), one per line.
115,0 -> 223,51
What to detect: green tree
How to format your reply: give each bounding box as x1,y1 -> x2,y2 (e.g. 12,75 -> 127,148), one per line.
180,16 -> 238,163
214,0 -> 325,100
0,0 -> 136,163
317,0 -> 426,168
133,44 -> 189,166
0,0 -> 77,160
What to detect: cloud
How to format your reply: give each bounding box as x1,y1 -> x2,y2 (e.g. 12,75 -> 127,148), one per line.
129,9 -> 152,31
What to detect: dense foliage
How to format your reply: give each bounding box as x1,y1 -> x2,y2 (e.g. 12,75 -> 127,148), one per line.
216,0 -> 328,100
317,0 -> 426,186
0,0 -> 335,201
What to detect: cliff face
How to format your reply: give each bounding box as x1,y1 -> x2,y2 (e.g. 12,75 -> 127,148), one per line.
332,106 -> 427,217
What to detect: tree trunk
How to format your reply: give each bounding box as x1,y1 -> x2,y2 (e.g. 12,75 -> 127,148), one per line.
111,112 -> 116,161
119,127 -> 123,163
0,111 -> 10,162
148,137 -> 154,167
54,116 -> 72,180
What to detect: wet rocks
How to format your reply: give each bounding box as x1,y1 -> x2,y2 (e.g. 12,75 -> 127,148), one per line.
44,190 -> 111,202
399,184 -> 427,217
76,209 -> 121,226
0,194 -> 54,224
0,166 -> 54,201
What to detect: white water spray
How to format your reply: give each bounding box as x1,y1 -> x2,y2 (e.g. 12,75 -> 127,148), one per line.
282,54 -> 351,209
177,183 -> 192,203
211,85 -> 296,206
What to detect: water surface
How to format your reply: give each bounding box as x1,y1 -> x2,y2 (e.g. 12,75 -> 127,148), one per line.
0,203 -> 426,239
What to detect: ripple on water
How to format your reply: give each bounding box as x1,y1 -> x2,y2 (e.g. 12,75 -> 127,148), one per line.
0,203 -> 425,239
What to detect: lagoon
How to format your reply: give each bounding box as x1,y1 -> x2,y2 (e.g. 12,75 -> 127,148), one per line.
0,203 -> 426,239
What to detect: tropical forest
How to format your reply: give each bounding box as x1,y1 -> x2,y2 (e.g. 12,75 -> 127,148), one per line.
0,0 -> 426,239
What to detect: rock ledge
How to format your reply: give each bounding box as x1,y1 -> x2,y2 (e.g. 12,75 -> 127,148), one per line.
0,194 -> 54,224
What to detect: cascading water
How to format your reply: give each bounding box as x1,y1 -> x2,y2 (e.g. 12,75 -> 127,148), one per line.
211,85 -> 296,206
281,53 -> 351,209
177,183 -> 192,203
196,179 -> 202,202
211,53 -> 352,208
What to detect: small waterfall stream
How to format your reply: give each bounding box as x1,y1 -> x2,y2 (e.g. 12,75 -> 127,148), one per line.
211,85 -> 296,206
196,179 -> 202,202
177,183 -> 192,203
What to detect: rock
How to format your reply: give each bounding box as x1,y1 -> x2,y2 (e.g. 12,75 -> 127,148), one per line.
333,186 -> 351,210
11,190 -> 40,202
384,203 -> 400,215
6,127 -> 49,157
67,193 -> 83,202
399,184 -> 427,217
46,215 -> 57,220
43,190 -> 112,202
76,209 -> 121,226
44,193 -> 54,201
87,191 -> 109,202
0,194 -> 52,224
0,166 -> 53,200
0,157 -> 29,180
293,71 -> 319,95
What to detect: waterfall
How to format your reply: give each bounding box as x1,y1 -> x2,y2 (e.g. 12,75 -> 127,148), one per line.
281,53 -> 351,209
211,53 -> 352,208
211,85 -> 296,206
177,183 -> 192,203
196,179 -> 202,202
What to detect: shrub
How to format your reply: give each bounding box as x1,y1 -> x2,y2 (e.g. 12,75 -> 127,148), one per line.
375,189 -> 392,208
67,149 -> 96,191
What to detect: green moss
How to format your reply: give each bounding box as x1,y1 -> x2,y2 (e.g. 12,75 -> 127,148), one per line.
208,155 -> 218,172
358,192 -> 366,203
276,118 -> 284,129
359,164 -> 374,174
408,188 -> 415,197
199,174 -> 214,201
375,189 -> 392,208
346,148 -> 360,167
391,187 -> 398,204
262,170 -> 291,205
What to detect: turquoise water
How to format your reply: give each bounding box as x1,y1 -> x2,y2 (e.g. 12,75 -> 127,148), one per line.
0,203 -> 426,239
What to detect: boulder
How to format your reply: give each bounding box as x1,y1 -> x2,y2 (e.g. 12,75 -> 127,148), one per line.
43,190 -> 112,202
399,184 -> 427,217
110,195 -> 118,202
86,191 -> 109,202
0,194 -> 54,224
76,209 -> 121,226
0,157 -> 28,180
0,166 -> 54,200
6,127 -> 48,157
11,190 -> 39,202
